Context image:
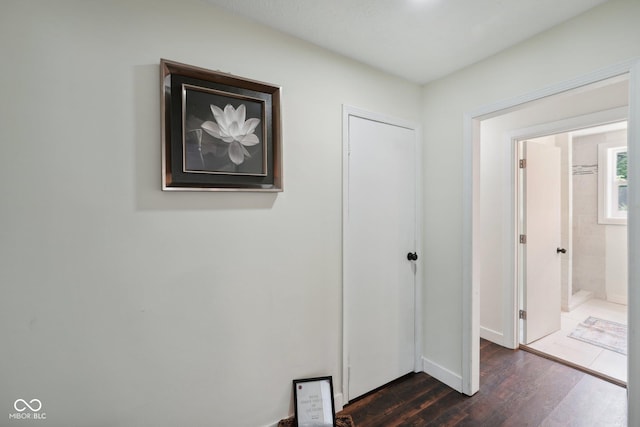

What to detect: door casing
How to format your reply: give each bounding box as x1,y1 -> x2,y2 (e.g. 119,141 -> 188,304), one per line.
463,59 -> 640,425
507,108 -> 628,348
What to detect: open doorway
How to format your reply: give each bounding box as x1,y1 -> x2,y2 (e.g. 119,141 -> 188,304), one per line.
476,75 -> 629,352
472,73 -> 630,390
518,123 -> 628,386
465,60 -> 640,423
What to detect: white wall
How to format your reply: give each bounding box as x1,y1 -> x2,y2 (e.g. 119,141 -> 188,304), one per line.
572,128 -> 629,306
0,1 -> 422,426
421,0 -> 640,385
572,131 -> 629,301
607,225 -> 629,304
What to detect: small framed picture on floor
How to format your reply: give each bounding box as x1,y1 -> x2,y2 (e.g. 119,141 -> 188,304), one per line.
293,376 -> 336,427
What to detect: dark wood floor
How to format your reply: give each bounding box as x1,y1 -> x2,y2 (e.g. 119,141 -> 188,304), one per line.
339,339 -> 627,426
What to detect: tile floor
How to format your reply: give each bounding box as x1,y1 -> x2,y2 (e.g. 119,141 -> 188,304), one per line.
526,298 -> 627,383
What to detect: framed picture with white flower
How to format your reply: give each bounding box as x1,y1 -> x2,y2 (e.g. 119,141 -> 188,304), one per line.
160,59 -> 282,191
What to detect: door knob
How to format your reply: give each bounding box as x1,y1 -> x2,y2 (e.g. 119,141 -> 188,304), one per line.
407,252 -> 418,261
557,247 -> 567,254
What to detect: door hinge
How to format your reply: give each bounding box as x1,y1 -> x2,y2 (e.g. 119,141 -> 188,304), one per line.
519,310 -> 527,320
519,234 -> 527,244
519,159 -> 526,168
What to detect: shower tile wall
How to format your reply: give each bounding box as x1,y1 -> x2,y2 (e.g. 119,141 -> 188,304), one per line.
572,134 -> 606,299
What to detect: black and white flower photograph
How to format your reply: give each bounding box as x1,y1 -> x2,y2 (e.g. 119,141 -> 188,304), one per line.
184,88 -> 266,176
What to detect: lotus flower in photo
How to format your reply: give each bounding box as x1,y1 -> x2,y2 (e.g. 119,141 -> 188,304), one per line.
201,104 -> 261,165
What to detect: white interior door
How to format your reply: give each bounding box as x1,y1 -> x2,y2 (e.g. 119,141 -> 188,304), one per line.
344,113 -> 416,402
522,140 -> 562,344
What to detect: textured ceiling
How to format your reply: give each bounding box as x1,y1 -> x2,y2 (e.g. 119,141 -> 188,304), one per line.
203,0 -> 609,84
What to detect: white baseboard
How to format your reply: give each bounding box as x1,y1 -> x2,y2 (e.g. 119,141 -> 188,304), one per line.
422,356 -> 463,393
263,392 -> 344,427
607,293 -> 628,306
333,393 -> 344,412
569,290 -> 593,311
479,326 -> 504,345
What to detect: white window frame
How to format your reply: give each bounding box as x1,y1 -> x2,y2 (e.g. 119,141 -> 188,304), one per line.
598,140 -> 628,225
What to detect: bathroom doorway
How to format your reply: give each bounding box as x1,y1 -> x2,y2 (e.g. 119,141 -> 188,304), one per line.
520,122 -> 628,386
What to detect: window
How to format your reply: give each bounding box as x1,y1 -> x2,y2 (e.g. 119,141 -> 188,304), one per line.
598,141 -> 628,225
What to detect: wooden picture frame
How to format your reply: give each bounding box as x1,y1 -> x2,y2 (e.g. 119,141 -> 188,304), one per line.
160,59 -> 282,191
293,376 -> 336,427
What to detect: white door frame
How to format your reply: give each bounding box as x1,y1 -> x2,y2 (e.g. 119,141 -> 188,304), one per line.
342,105 -> 423,405
462,58 -> 640,425
503,107 -> 629,349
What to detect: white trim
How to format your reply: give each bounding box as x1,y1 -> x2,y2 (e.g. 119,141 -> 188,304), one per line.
499,107 -> 629,349
598,141 -> 628,225
627,60 -> 640,427
334,393 -> 344,413
341,105 -> 423,405
414,120 -> 425,376
462,113 -> 480,395
422,356 -> 463,393
341,106 -> 350,408
467,60 -> 636,120
607,293 -> 628,306
479,326 -> 505,346
505,107 -> 628,142
462,58 -> 640,418
343,105 -> 421,131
